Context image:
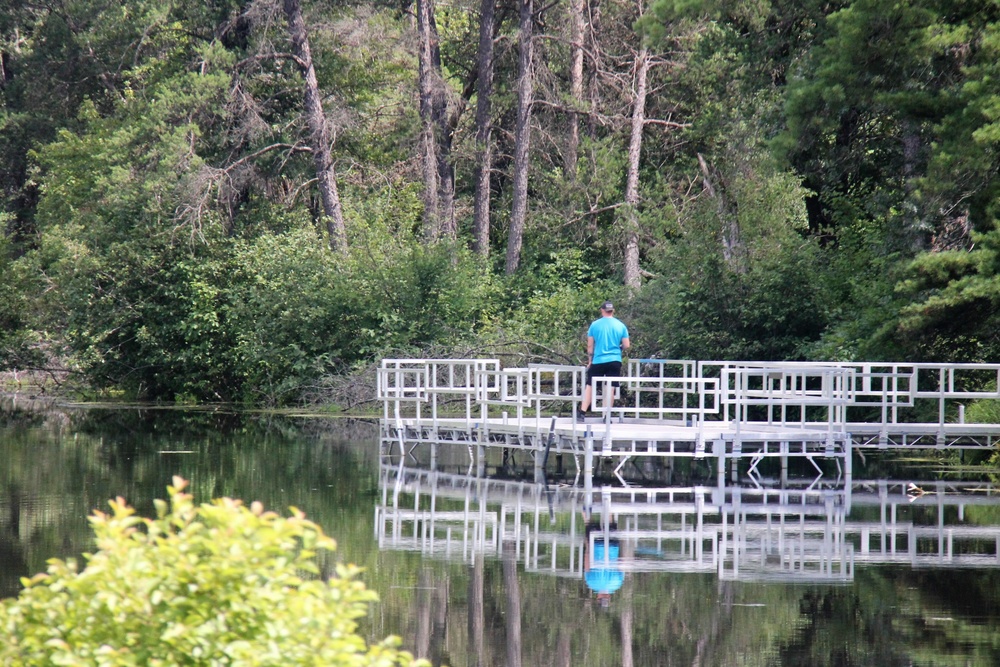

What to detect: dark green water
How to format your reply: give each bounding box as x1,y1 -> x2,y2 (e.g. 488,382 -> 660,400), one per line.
4,397 -> 1000,666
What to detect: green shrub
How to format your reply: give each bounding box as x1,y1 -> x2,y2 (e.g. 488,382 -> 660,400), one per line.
0,231 -> 45,372
967,399 -> 1000,425
636,245 -> 829,361
0,478 -> 426,667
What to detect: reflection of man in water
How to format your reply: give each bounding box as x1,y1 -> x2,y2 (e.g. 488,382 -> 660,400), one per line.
583,516 -> 624,606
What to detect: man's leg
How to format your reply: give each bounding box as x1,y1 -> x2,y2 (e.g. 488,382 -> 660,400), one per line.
581,364 -> 596,413
610,362 -> 623,407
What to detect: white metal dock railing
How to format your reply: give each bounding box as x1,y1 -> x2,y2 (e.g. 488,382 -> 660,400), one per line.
699,361 -> 1000,448
378,358 -> 1000,450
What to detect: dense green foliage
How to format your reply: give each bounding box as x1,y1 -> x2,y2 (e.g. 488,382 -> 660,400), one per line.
2,0 -> 1000,402
0,231 -> 42,370
0,475 -> 425,666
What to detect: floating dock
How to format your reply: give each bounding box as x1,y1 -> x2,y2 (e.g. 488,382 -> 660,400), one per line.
379,359 -> 1000,485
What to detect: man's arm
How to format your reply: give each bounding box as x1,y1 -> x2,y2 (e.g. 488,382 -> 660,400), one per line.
587,335 -> 595,365
621,336 -> 630,352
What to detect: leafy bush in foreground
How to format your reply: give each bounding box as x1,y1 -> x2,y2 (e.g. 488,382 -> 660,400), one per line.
0,477 -> 426,667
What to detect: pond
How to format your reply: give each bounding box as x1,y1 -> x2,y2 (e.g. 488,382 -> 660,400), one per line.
3,396 -> 1000,666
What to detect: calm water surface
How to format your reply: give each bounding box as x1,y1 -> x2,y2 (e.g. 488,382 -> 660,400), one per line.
3,396 -> 1000,666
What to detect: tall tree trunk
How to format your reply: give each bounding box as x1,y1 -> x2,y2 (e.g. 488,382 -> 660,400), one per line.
621,47 -> 649,289
566,0 -> 585,179
901,121 -> 928,251
583,0 -> 602,233
417,0 -> 456,241
585,0 -> 602,142
417,0 -> 441,240
431,15 -> 456,238
505,0 -> 534,275
283,0 -> 347,252
697,152 -> 745,273
472,0 -> 496,255
436,131 -> 456,239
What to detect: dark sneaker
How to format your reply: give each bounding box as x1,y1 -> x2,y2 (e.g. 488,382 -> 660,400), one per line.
576,412 -> 587,423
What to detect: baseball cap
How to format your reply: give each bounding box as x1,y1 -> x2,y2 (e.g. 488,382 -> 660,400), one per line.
601,301 -> 614,311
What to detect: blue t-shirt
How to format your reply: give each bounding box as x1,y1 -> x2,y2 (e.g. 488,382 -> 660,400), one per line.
585,541 -> 624,594
588,316 -> 629,364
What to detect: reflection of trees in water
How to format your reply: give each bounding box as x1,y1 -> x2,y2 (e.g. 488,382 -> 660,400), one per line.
502,541 -> 522,667
0,398 -> 52,429
0,539 -> 28,598
0,483 -> 28,599
9,404 -> 1000,664
619,539 -> 634,667
0,407 -> 112,598
0,405 -> 379,599
775,588 -> 908,667
468,558 -> 485,667
413,566 -> 451,666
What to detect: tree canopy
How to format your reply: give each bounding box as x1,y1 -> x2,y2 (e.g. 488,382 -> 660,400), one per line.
2,0 -> 999,402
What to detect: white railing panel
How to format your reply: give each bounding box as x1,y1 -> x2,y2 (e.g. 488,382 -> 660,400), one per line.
379,358 -> 1000,439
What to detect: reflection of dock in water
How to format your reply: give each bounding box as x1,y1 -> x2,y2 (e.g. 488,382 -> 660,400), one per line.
375,464 -> 1000,584
849,480 -> 1000,569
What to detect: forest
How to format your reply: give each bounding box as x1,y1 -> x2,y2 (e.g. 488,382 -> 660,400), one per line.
1,0 -> 999,406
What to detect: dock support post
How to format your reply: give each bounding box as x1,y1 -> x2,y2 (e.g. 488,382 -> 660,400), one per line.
476,426 -> 486,478
713,439 -> 725,489
845,435 -> 853,481
780,441 -> 789,485
584,434 -> 594,516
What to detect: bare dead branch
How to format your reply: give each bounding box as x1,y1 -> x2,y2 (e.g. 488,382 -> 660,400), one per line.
229,142 -> 312,170
644,118 -> 690,129
556,202 -> 627,228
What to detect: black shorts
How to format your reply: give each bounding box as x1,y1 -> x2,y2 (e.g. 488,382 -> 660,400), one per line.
586,361 -> 622,388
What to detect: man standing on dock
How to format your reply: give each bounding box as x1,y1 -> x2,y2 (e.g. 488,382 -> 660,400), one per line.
579,301 -> 630,420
